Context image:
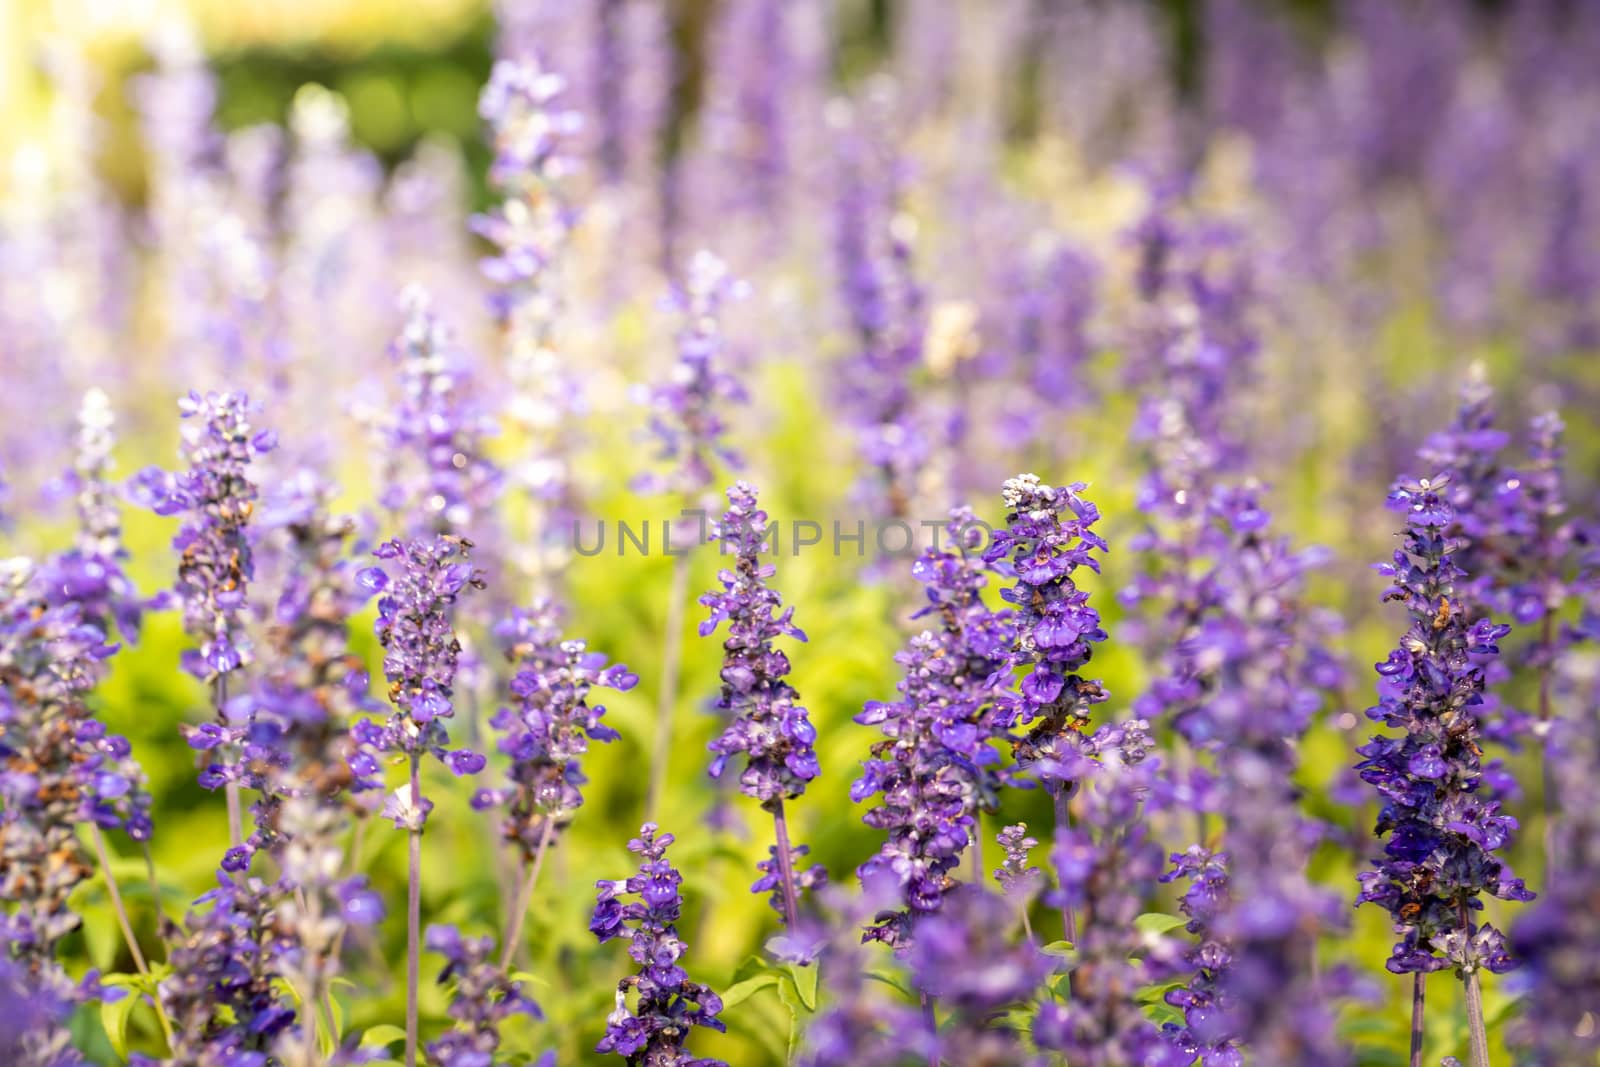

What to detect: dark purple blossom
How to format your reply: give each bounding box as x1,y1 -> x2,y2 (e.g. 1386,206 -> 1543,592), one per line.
1355,476 -> 1535,975
473,601 -> 635,858
134,390 -> 274,681
701,483 -> 819,804
983,474 -> 1109,786
159,874 -> 297,1066
853,507 -> 1012,946
354,536 -> 485,807
423,925 -> 547,1067
589,824 -> 726,1066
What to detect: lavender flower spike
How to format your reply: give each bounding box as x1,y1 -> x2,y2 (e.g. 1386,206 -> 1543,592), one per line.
476,602 -> 636,855
356,535 -> 486,784
474,601 -> 636,966
474,57 -> 583,569
423,925 -> 547,1067
375,288 -> 503,542
1356,476 -> 1534,1067
38,389 -> 146,642
355,534 -> 484,1067
701,482 -> 825,935
1510,694 -> 1600,1065
852,507 -> 1012,947
636,251 -> 749,497
590,824 -> 727,1065
984,474 -> 1110,781
135,389 -> 275,680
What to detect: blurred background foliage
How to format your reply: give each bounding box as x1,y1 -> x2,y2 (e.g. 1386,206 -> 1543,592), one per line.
0,0 -> 1405,203
0,0 -> 1585,1065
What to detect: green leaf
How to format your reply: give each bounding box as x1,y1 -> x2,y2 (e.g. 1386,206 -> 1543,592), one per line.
100,992 -> 138,1060
1133,912 -> 1188,937
361,1024 -> 409,1049
863,969 -> 914,1000
732,954 -> 779,984
509,970 -> 552,992
782,961 -> 819,1013
775,973 -> 803,1062
720,973 -> 781,1011
1040,939 -> 1076,957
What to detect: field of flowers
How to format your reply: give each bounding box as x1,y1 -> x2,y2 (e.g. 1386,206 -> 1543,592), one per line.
3,2 -> 1598,1065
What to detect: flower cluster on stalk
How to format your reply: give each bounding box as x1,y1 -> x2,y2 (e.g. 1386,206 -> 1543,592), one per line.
1355,476 -> 1535,974
37,389 -> 146,641
701,483 -> 820,802
984,474 -> 1109,786
189,474 -> 383,872
1158,485 -> 1350,1064
589,824 -> 727,1066
473,600 -> 635,857
830,87 -> 929,519
134,389 -> 275,680
700,483 -> 826,921
0,560 -> 134,997
423,925 -> 549,1067
1033,722 -> 1188,1067
473,57 -> 584,556
353,536 -> 486,824
153,874 -> 296,1067
375,289 -> 503,542
852,507 -> 1012,946
1510,691 -> 1600,1065
636,250 -> 748,498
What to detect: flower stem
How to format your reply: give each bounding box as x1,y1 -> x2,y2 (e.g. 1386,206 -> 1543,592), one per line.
215,674 -> 243,849
1052,784 -> 1077,943
91,825 -> 175,1048
1409,971 -> 1426,1067
404,756 -> 422,1067
1538,612 -> 1556,889
921,993 -> 939,1067
770,800 -> 802,934
646,552 -> 691,821
500,817 -> 556,971
1463,966 -> 1491,1067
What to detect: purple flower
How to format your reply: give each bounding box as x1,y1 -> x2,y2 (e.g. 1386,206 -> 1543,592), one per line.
134,390 -> 273,681
635,251 -> 749,498
373,289 -> 503,542
590,825 -> 726,1065
853,507 -> 1013,946
0,559 -> 153,982
984,474 -> 1109,786
354,536 -> 485,808
995,824 -> 1043,898
1355,476 -> 1534,975
473,58 -> 584,558
423,924 -> 543,1067
701,483 -> 819,805
1036,722 -> 1190,1067
830,91 -> 929,520
476,600 -> 635,857
1509,696 -> 1600,1064
160,874 -> 297,1062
